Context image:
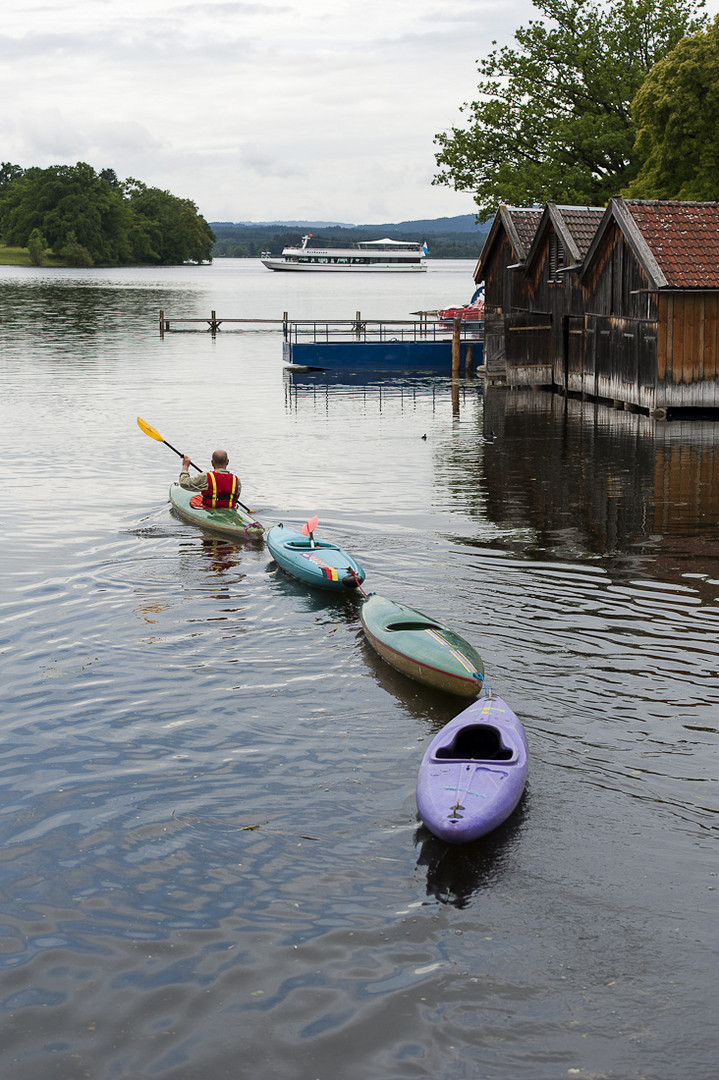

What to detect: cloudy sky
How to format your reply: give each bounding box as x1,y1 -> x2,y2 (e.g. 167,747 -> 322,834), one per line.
0,0 -> 709,225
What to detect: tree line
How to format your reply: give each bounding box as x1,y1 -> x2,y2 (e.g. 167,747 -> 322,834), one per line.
211,223 -> 490,260
433,0 -> 718,218
0,162 -> 215,266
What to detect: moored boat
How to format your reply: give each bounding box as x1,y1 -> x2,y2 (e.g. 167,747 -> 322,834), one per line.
437,284 -> 484,325
262,235 -> 428,272
169,484 -> 264,540
266,521 -> 366,591
359,593 -> 484,697
416,694 -> 528,844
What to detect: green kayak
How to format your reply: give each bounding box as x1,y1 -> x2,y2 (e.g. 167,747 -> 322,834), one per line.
168,484 -> 264,541
360,593 -> 484,697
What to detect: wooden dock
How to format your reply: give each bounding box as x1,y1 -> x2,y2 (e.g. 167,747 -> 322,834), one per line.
158,310 -> 484,375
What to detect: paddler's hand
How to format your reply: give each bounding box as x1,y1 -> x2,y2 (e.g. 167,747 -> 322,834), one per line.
182,455 -> 191,472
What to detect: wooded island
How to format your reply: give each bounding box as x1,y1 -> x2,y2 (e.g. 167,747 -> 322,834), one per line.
0,162 -> 215,267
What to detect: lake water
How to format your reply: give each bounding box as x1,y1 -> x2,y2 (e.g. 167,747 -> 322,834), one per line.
0,259 -> 717,1080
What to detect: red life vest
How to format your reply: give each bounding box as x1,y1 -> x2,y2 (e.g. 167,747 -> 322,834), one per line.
201,471 -> 239,509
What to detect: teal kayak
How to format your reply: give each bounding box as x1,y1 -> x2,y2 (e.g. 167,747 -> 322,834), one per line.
266,523 -> 366,591
360,593 -> 484,697
168,484 -> 264,540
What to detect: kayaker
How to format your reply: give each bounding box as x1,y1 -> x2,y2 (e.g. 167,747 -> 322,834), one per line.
178,450 -> 241,509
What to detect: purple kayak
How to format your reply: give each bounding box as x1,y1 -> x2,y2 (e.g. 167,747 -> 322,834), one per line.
416,694 -> 528,844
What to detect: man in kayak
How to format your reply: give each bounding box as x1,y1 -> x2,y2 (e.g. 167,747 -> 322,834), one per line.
179,450 -> 241,509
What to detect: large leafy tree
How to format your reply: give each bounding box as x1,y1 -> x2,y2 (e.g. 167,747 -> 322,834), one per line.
0,163 -> 215,265
627,16 -> 719,198
0,163 -> 131,264
433,0 -> 707,219
124,180 -> 215,264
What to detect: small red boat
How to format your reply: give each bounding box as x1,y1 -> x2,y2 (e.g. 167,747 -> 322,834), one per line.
437,285 -> 484,325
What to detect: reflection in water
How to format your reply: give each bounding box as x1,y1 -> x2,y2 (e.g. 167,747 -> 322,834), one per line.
414,799 -> 528,908
200,535 -> 243,576
429,385 -> 719,594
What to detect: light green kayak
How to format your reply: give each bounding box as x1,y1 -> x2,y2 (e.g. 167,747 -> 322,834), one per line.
360,593 -> 484,697
168,484 -> 264,541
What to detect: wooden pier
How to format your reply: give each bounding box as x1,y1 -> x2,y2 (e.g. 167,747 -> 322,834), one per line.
159,310 -> 289,336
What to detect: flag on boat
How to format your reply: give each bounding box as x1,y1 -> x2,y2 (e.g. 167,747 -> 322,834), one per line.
421,241 -> 429,257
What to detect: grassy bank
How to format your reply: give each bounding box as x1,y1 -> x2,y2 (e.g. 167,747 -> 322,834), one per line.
0,244 -> 66,267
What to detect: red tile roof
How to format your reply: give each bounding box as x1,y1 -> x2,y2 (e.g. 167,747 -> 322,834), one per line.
625,200 -> 719,288
506,208 -> 543,259
555,206 -> 605,259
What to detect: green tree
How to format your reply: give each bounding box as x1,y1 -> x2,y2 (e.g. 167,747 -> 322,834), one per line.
60,229 -> 94,267
0,162 -> 131,263
0,162 -> 23,191
433,0 -> 707,219
125,181 -> 215,264
626,16 -> 719,198
27,227 -> 48,266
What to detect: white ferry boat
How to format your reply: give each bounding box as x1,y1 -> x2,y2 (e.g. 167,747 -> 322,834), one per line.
262,235 -> 428,272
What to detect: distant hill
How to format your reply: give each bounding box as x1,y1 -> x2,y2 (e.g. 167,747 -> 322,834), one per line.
209,215 -> 489,259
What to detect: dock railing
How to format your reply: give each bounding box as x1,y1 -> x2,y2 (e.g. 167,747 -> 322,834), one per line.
284,317 -> 483,346
159,310 -> 483,345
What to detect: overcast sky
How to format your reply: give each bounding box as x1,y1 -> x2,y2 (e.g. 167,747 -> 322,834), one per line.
0,0 -> 712,225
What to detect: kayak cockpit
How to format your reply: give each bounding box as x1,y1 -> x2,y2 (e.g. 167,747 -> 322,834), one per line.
434,724 -> 514,762
386,620 -> 441,632
286,540 -> 336,551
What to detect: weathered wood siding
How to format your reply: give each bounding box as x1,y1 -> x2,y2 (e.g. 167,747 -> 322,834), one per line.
483,314 -> 507,381
505,313 -> 553,386
656,293 -> 719,408
564,315 -> 585,393
584,315 -> 657,410
484,235 -> 534,316
583,222 -> 657,322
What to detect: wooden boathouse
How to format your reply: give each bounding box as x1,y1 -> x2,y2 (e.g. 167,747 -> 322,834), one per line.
476,198 -> 719,416
474,206 -> 542,382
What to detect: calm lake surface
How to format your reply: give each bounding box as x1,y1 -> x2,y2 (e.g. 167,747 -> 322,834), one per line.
0,259 -> 717,1080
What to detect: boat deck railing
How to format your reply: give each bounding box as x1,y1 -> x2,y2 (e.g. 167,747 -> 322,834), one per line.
283,318 -> 484,346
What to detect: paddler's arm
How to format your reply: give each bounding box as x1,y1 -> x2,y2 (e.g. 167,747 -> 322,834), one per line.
178,455 -> 209,491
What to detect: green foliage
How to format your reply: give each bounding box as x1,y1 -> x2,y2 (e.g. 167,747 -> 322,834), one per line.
0,162 -> 215,266
627,16 -> 719,198
433,0 -> 707,219
27,227 -> 48,266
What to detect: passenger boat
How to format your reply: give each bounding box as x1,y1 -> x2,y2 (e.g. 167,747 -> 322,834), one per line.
416,694 -> 528,844
359,594 -> 484,697
262,235 -> 428,272
266,521 -> 366,591
169,484 -> 264,541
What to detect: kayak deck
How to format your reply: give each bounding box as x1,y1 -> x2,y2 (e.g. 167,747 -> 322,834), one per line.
416,695 -> 528,843
169,484 -> 264,540
360,593 -> 484,697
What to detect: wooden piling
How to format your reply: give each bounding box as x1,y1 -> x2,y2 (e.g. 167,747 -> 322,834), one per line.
451,318 -> 461,375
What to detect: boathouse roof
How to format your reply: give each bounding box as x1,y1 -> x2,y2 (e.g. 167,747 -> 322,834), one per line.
583,198 -> 719,290
474,206 -> 543,282
525,203 -> 605,269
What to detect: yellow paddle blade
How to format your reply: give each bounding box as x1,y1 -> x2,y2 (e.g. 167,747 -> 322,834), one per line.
137,416 -> 164,442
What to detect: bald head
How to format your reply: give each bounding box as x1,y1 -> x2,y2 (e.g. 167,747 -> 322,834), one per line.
211,449 -> 229,468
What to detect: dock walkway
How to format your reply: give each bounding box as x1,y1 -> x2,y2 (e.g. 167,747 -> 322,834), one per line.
158,310 -> 484,374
